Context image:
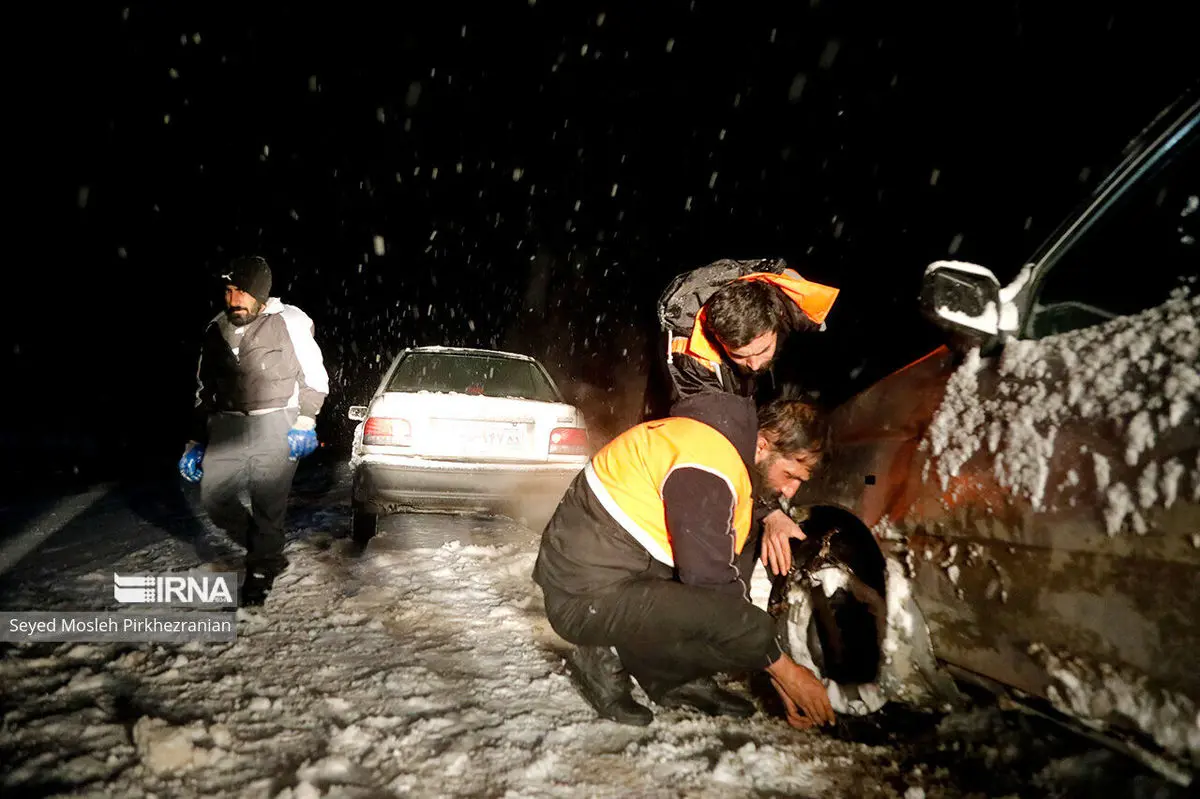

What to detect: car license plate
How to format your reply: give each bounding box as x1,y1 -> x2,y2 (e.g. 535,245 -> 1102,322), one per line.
476,425 -> 525,449
434,420 -> 527,454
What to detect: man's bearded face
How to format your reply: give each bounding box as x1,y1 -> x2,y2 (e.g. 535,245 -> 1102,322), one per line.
225,286 -> 262,326
720,329 -> 779,376
753,446 -> 819,503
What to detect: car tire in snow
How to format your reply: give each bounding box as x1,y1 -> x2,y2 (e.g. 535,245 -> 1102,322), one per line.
351,505 -> 378,545
770,505 -> 964,716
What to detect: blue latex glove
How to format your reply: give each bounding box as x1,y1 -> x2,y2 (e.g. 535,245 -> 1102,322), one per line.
179,442 -> 205,483
287,418 -> 319,461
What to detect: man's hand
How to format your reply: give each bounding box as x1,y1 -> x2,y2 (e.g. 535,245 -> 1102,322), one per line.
178,441 -> 205,483
761,508 -> 806,576
287,416 -> 319,461
766,654 -> 835,729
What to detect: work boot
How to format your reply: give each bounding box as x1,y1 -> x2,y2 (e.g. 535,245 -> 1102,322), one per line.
651,677 -> 757,718
567,646 -> 654,726
240,559 -> 285,607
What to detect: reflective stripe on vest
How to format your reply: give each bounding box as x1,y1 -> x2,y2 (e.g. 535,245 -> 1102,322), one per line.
670,335 -> 722,382
585,416 -> 753,566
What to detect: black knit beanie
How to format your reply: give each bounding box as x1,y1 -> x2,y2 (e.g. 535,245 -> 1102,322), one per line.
222,256 -> 272,304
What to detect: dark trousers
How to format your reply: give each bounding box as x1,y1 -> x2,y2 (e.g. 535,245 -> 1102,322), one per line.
200,409 -> 298,572
541,538 -> 778,697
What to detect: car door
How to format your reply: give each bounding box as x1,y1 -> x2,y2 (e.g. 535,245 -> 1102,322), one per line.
901,114 -> 1198,757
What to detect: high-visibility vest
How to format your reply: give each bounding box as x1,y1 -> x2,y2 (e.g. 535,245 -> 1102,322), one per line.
584,416 -> 754,566
678,272 -> 840,372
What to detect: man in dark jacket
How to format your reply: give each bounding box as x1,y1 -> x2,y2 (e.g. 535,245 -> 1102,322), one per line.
533,392 -> 836,729
177,256 -> 329,605
648,259 -> 841,580
652,258 -> 840,410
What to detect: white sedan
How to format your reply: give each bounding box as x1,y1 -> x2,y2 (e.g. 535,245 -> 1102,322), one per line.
347,346 -> 591,542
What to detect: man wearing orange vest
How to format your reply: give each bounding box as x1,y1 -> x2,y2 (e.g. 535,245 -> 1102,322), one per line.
654,258 -> 840,409
533,391 -> 836,729
652,259 -> 841,582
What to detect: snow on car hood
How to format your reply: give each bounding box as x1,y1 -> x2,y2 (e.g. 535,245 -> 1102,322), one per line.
922,289 -> 1200,533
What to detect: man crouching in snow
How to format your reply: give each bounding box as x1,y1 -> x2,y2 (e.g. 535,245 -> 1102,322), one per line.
533,392 -> 835,729
177,256 -> 329,606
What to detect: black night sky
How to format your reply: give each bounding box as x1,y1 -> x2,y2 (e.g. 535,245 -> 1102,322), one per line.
5,0 -> 1196,495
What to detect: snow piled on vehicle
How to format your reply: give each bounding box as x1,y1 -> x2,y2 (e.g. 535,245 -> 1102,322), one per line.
1029,642 -> 1200,769
922,289 -> 1200,533
909,287 -> 1200,778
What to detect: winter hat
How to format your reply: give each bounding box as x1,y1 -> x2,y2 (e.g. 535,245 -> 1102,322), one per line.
222,256 -> 272,304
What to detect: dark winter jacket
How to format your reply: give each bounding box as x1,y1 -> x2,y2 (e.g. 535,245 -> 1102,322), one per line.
192,298 -> 329,441
656,260 -> 839,407
665,337 -> 762,402
533,391 -> 762,600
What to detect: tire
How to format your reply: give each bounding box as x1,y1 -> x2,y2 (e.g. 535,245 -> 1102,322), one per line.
351,505 -> 378,546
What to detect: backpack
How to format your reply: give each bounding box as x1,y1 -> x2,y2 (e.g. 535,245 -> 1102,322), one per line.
657,258 -> 792,336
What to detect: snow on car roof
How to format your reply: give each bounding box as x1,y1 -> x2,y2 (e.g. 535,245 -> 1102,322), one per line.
406,345 -> 537,362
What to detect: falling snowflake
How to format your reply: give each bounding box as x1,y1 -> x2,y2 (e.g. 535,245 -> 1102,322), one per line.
788,74 -> 806,103
819,39 -> 841,69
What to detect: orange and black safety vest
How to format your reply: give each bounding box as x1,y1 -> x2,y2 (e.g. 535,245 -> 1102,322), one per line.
670,271 -> 840,378
584,416 -> 754,565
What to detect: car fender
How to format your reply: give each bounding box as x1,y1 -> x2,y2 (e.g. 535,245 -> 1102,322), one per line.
792,345 -> 959,527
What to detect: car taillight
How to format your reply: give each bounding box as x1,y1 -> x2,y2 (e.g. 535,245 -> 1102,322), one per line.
364,417 -> 412,446
549,427 -> 588,456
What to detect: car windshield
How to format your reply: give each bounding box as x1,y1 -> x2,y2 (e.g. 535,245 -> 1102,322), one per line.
387,352 -> 561,402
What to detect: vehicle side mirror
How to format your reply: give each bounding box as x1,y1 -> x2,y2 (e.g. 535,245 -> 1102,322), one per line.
919,261 -> 1004,338
348,406 -> 369,422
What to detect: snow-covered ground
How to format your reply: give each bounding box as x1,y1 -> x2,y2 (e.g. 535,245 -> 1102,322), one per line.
0,466 -> 1189,797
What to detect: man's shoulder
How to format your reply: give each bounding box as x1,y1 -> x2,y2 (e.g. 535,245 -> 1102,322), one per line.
200,312 -> 224,337
269,302 -> 322,349
264,299 -> 313,325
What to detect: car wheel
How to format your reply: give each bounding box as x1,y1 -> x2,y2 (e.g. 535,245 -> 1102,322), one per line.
777,561 -> 890,716
351,505 -> 378,546
770,505 -> 964,714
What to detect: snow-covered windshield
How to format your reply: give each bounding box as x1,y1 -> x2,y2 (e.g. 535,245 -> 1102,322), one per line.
387,352 -> 561,402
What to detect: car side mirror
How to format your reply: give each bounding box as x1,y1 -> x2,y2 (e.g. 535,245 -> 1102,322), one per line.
919,261 -> 1006,338
348,405 -> 369,422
